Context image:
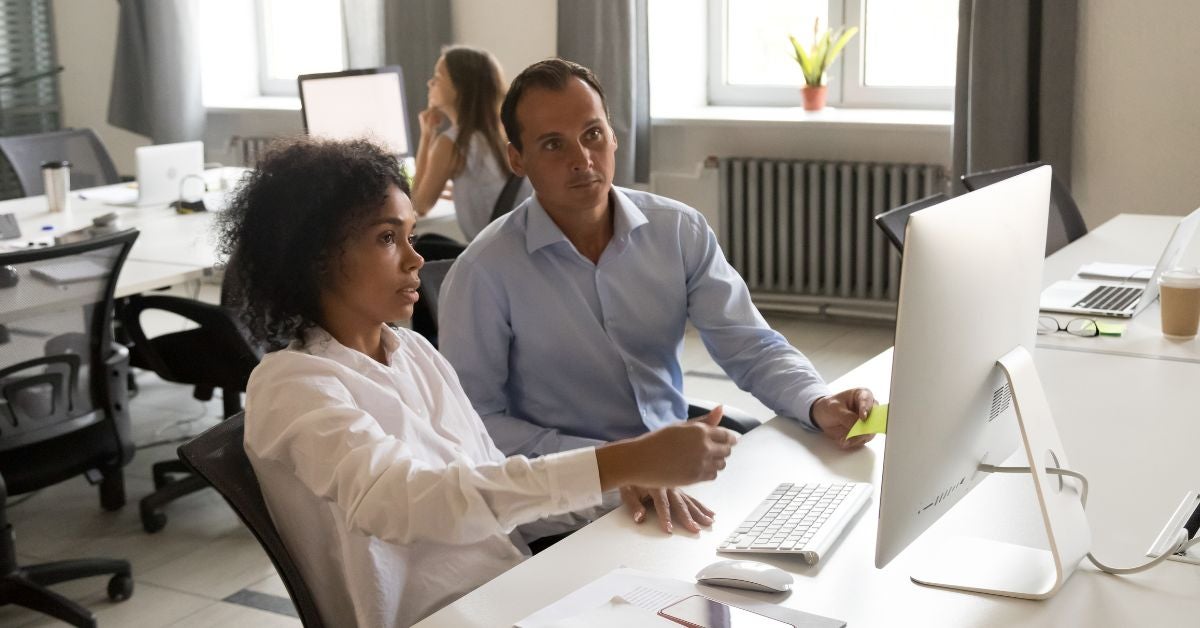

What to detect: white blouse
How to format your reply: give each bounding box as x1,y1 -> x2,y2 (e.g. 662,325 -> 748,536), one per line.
441,125 -> 531,240
244,325 -> 602,627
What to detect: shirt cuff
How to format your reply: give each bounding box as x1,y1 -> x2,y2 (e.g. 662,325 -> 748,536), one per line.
541,447 -> 604,514
796,384 -> 833,432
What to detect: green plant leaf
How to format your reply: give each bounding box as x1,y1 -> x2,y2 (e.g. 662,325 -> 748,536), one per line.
789,34 -> 820,85
825,26 -> 859,70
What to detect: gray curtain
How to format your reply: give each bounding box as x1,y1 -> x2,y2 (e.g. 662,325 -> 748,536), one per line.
557,0 -> 650,186
342,0 -> 452,150
107,0 -> 204,143
951,0 -> 1077,192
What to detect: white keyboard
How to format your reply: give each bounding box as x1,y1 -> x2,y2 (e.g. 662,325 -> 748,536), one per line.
718,482 -> 872,564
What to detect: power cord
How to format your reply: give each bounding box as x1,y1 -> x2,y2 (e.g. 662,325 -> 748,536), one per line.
979,463 -> 1198,575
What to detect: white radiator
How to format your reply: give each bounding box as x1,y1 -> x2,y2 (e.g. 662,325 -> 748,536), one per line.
719,158 -> 945,320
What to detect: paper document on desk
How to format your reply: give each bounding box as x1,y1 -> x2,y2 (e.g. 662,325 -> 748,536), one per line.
78,186 -> 138,206
516,567 -> 843,628
1076,262 -> 1155,282
30,259 -> 109,284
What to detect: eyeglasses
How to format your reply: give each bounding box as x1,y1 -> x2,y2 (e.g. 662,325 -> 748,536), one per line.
1037,316 -> 1099,337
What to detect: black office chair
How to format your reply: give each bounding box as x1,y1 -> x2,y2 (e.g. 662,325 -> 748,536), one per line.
0,229 -> 140,627
489,174 -> 528,224
117,278 -> 261,533
961,162 -> 1088,256
873,193 -> 950,253
410,259 -> 457,349
177,413 -> 325,628
0,129 -> 120,198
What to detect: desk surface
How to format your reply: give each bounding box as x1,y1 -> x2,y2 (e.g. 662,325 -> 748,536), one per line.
417,347 -> 1200,627
3,179 -> 228,270
2,174 -> 460,300
1037,213 -> 1200,363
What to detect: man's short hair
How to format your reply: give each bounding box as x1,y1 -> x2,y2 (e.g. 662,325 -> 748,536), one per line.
501,58 -> 609,152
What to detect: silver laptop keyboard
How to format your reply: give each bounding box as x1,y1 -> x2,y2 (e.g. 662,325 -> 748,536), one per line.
718,482 -> 871,564
1072,285 -> 1141,313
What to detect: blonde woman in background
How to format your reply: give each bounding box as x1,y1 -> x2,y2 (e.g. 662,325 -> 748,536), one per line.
412,45 -> 530,240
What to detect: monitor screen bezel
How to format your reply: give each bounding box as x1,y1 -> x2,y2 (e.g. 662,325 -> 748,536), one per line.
297,65 -> 412,158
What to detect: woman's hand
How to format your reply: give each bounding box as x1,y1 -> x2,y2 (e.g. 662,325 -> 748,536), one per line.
596,406 -> 737,491
418,107 -> 444,137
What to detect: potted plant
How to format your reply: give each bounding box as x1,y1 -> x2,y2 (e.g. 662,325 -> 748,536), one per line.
788,19 -> 858,111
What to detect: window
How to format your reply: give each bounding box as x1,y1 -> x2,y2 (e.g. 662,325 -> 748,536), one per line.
199,0 -> 346,105
708,0 -> 958,109
255,0 -> 346,97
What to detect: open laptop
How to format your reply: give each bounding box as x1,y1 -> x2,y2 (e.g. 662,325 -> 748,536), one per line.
91,141 -> 204,207
1040,207 -> 1200,317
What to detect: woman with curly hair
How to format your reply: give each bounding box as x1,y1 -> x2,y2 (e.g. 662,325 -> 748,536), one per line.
216,137 -> 735,628
411,45 -> 530,240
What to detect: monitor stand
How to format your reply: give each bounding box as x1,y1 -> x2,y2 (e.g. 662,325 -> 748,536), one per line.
909,345 -> 1092,600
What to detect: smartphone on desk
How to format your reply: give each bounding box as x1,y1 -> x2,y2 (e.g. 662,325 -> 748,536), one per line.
659,595 -> 792,628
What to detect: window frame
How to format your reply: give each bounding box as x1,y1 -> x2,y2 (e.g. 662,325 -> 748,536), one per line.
706,0 -> 845,107
254,0 -> 346,98
706,0 -> 955,110
839,0 -> 955,109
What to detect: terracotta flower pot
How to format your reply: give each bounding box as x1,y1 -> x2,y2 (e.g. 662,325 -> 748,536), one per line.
801,85 -> 828,111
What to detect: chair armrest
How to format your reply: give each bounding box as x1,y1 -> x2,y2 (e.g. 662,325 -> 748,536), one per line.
686,397 -> 762,435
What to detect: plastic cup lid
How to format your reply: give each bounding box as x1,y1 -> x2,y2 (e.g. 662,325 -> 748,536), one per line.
1158,268 -> 1200,288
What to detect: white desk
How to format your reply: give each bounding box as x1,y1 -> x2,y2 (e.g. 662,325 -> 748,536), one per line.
417,348 -> 1200,627
416,198 -> 465,242
3,180 -> 226,280
1037,213 -> 1200,363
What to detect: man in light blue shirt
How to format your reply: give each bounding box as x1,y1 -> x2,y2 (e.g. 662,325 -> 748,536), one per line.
439,59 -> 875,534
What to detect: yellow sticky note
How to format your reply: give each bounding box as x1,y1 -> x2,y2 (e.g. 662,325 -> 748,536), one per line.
1096,322 -> 1125,336
846,404 -> 888,440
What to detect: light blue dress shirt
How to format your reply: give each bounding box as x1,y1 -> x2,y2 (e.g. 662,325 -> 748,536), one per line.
438,187 -> 831,458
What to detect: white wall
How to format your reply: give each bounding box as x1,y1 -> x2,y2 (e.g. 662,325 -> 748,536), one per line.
451,0 -> 556,77
1072,0 -> 1200,226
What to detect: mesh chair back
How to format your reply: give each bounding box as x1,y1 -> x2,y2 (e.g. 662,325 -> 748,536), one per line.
0,128 -> 120,197
0,229 -> 136,460
961,162 -> 1088,256
874,193 -> 949,253
178,413 -> 326,628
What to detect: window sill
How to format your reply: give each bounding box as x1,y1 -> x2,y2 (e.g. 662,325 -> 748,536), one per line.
652,106 -> 953,132
205,96 -> 301,113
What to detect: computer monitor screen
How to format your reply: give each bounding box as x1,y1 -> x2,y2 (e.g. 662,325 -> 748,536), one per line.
875,166 -> 1051,570
298,66 -> 411,157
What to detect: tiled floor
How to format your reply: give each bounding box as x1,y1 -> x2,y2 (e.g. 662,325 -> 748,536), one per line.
1,301 -> 893,627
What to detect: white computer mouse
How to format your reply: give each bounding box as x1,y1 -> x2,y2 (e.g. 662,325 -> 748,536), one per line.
695,559 -> 793,593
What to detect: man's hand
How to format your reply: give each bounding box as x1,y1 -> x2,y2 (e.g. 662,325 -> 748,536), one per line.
811,388 -> 877,450
619,486 -> 715,534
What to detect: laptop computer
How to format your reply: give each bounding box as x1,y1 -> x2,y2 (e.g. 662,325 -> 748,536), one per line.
92,141 -> 204,207
1040,207 -> 1200,318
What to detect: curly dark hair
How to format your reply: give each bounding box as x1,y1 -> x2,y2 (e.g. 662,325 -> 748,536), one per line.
216,136 -> 409,349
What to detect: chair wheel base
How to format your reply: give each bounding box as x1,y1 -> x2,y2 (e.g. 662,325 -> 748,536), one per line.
139,503 -> 167,534
107,574 -> 134,601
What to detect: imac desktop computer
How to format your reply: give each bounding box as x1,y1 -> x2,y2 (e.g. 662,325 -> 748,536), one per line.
874,165 -> 1094,599
298,66 -> 412,158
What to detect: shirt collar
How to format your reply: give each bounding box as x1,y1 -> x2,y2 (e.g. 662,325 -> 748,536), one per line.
299,324 -> 401,366
525,187 -> 650,254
